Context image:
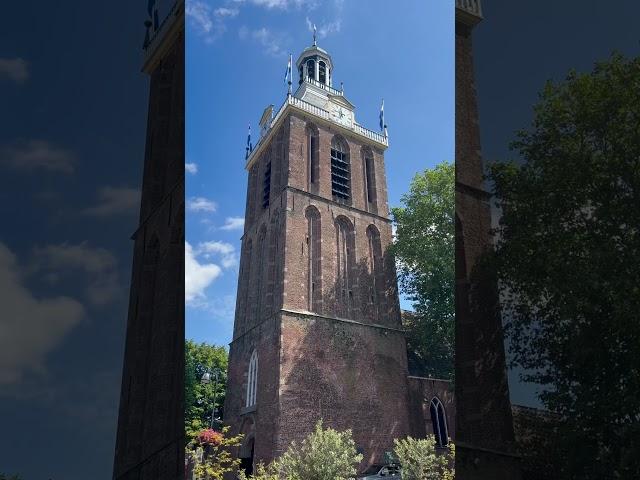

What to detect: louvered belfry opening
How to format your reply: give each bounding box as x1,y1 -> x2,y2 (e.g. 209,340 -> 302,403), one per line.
262,161 -> 271,209
331,136 -> 350,203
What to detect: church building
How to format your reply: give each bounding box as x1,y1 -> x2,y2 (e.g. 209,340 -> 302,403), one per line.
223,38 -> 452,473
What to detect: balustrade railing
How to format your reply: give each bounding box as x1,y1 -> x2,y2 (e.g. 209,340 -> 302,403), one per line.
246,94 -> 387,165
304,76 -> 343,96
455,0 -> 482,17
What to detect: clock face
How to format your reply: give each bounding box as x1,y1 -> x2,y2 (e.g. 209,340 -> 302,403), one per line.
330,104 -> 352,127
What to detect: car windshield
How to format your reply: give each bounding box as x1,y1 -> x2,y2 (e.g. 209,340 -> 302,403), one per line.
362,464 -> 384,474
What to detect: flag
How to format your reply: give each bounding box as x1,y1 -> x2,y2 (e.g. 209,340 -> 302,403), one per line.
247,124 -> 252,149
313,24 -> 317,44
379,99 -> 385,131
284,54 -> 291,84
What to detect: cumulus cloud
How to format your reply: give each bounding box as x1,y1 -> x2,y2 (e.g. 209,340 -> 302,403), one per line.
0,58 -> 29,83
31,242 -> 122,306
240,27 -> 288,57
186,241 -> 223,304
82,186 -> 140,217
198,241 -> 239,269
187,0 -> 239,43
220,216 -> 245,231
0,243 -> 85,385
185,162 -> 198,174
187,196 -> 217,213
306,15 -> 342,39
0,140 -> 75,173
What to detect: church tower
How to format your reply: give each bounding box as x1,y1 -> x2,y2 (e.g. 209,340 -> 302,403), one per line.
455,1 -> 522,478
224,40 -> 411,472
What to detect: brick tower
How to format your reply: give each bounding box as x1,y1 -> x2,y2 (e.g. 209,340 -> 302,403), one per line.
112,1 -> 184,479
224,40 -> 411,473
454,1 -> 522,478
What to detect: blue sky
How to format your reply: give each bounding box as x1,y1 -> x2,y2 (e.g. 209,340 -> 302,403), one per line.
185,0 -> 454,348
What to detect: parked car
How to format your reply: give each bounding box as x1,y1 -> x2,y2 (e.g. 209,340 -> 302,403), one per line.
357,463 -> 402,479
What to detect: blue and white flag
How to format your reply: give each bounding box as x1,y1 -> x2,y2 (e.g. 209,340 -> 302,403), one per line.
247,124 -> 252,151
284,54 -> 292,84
379,99 -> 385,131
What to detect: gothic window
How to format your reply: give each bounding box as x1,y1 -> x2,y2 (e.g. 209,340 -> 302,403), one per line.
254,226 -> 267,322
319,61 -> 327,84
430,397 -> 449,447
306,123 -> 319,193
262,161 -> 271,209
366,225 -> 384,321
246,350 -> 258,407
331,136 -> 351,204
305,206 -> 322,313
306,59 -> 315,81
335,216 -> 355,318
362,147 -> 377,211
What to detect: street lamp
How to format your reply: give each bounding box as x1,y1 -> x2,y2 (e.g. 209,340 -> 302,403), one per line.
201,369 -> 221,429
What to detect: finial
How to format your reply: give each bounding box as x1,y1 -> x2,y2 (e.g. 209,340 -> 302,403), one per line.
340,82 -> 344,93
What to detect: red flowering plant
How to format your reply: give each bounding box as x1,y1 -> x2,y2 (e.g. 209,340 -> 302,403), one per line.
185,425 -> 243,480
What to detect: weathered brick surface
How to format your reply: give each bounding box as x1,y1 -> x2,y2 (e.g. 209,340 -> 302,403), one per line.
455,8 -> 522,479
113,18 -> 184,480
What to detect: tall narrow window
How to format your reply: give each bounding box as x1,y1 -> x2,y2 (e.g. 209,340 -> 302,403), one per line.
306,124 -> 319,193
366,225 -> 383,321
246,165 -> 258,225
430,397 -> 449,447
267,211 -> 280,314
335,216 -> 355,318
318,61 -> 327,84
254,227 -> 267,322
331,136 -> 350,204
306,59 -> 315,81
306,206 -> 322,313
363,148 -> 377,211
262,161 -> 271,209
246,350 -> 258,407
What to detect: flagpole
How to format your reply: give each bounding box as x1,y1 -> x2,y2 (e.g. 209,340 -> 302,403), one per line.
288,54 -> 292,96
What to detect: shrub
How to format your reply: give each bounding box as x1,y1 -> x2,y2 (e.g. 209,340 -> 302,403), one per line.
186,425 -> 243,480
393,436 -> 454,480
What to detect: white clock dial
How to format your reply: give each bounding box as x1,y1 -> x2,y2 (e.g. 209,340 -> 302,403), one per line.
331,105 -> 352,126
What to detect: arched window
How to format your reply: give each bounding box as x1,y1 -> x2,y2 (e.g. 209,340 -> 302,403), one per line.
362,147 -> 377,212
246,350 -> 258,407
253,226 -> 267,322
331,136 -> 351,204
366,225 -> 384,321
430,397 -> 449,447
267,211 -> 281,314
298,65 -> 304,85
318,61 -> 327,84
306,59 -> 315,81
306,206 -> 322,312
335,216 -> 355,318
306,123 -> 319,193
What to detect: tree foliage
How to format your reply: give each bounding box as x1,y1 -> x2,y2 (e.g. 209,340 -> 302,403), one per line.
185,340 -> 229,440
487,52 -> 640,478
393,436 -> 454,480
390,162 -> 454,379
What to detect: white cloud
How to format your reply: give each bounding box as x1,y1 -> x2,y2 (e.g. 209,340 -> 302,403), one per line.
0,58 -> 29,83
31,242 -> 122,306
82,186 -> 140,217
306,15 -> 342,40
198,241 -> 238,269
185,242 -> 222,304
0,140 -> 75,173
185,162 -> 198,174
187,1 -> 239,43
187,196 -> 218,213
220,216 -> 245,231
0,243 -> 85,385
246,27 -> 288,57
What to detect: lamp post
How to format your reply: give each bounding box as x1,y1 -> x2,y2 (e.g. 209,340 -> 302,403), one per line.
201,369 -> 221,429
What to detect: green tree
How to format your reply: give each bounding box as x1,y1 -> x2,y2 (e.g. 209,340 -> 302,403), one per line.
186,426 -> 244,480
185,340 -> 229,440
487,53 -> 640,478
393,437 -> 454,480
390,162 -> 454,380
240,421 -> 363,480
